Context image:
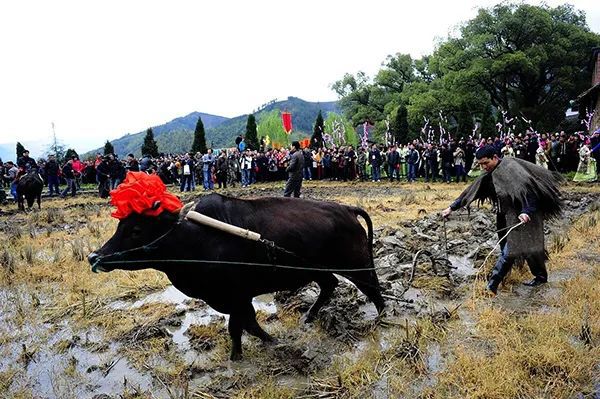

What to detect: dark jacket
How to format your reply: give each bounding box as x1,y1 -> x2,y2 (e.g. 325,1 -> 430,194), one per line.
369,149 -> 382,167
45,160 -> 60,177
407,148 -> 419,165
387,150 -> 399,167
286,149 -> 304,179
62,163 -> 75,179
96,160 -> 110,182
441,148 -> 454,167
127,159 -> 140,172
17,156 -> 37,170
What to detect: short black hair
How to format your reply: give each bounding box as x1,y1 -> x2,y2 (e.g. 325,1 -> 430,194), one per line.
475,145 -> 498,160
291,141 -> 300,149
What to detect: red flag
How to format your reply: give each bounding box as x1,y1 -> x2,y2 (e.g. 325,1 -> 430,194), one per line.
281,112 -> 292,134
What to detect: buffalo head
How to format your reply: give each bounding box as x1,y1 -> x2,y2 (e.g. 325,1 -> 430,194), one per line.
88,209 -> 180,273
88,171 -> 184,273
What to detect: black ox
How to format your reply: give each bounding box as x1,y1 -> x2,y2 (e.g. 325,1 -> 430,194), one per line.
16,171 -> 43,211
88,193 -> 385,360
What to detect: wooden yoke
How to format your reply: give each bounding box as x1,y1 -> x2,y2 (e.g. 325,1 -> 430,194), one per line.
185,210 -> 262,242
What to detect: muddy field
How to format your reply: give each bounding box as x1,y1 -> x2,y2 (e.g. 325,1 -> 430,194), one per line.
0,180 -> 599,398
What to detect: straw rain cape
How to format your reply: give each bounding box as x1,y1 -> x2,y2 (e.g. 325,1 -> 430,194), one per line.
454,158 -> 563,260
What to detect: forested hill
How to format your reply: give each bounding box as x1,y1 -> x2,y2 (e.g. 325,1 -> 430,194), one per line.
83,97 -> 339,158
207,97 -> 339,149
83,112 -> 229,159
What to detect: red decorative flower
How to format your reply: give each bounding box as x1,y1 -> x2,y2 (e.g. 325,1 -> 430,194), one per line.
110,172 -> 183,219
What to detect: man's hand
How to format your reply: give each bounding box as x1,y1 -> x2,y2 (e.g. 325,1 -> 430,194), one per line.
441,207 -> 452,219
518,213 -> 531,223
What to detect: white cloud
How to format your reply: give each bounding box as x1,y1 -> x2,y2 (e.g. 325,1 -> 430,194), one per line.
0,0 -> 598,154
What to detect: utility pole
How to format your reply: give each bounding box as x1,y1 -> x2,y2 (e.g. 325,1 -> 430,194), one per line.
51,122 -> 58,155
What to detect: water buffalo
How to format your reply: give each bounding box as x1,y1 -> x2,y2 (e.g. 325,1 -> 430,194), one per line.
89,191 -> 385,360
16,171 -> 43,211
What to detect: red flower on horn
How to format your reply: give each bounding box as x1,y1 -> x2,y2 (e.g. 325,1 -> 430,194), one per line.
110,172 -> 183,219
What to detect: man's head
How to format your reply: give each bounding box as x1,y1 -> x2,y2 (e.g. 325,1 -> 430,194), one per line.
291,141 -> 300,151
475,145 -> 500,173
23,150 -> 30,157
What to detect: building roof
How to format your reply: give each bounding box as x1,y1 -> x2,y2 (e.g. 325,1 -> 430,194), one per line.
578,82 -> 600,101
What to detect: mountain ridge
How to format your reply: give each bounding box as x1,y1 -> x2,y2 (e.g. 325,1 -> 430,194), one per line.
83,97 -> 339,158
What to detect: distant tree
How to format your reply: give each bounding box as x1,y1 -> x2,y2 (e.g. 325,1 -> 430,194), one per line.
311,110 -> 325,148
245,114 -> 259,150
428,3 -> 600,131
104,140 -> 114,155
46,133 -> 66,163
141,128 -> 159,157
16,142 -> 26,160
65,148 -> 79,160
391,104 -> 409,144
191,117 -> 207,154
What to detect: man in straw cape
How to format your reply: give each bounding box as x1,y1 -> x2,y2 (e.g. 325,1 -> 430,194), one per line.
442,145 -> 563,294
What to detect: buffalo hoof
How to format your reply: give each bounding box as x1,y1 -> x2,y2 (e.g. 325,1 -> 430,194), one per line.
230,351 -> 243,361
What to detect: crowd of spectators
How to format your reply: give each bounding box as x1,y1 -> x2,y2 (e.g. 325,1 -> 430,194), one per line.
0,129 -> 598,205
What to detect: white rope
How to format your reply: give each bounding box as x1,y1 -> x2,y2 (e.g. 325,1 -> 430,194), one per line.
477,221 -> 524,269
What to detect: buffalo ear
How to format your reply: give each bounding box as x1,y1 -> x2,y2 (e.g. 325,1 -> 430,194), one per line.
152,201 -> 161,210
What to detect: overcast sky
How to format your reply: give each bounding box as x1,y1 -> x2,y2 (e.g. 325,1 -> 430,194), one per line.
1,0 -> 599,153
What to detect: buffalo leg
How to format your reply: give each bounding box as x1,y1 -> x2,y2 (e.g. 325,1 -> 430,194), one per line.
240,301 -> 275,343
37,194 -> 41,209
305,273 -> 338,323
346,271 -> 386,314
227,311 -> 244,361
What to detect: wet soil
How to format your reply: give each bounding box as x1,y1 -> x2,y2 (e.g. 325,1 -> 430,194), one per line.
0,183 -> 598,398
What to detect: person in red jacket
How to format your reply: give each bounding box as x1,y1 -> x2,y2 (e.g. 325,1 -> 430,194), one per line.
71,156 -> 84,189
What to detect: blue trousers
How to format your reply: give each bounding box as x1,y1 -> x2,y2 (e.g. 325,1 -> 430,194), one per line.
408,164 -> 417,182
61,178 -> 76,197
47,175 -> 60,195
241,169 -> 251,187
303,166 -> 312,180
181,174 -> 193,191
388,166 -> 398,181
371,166 -> 380,181
489,241 -> 547,287
10,182 -> 17,201
202,170 -> 213,190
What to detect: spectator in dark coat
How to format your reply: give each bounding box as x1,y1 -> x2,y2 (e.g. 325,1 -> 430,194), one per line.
423,144 -> 438,183
215,152 -> 229,189
440,144 -> 454,183
369,144 -> 382,182
283,141 -> 304,197
96,157 -> 111,198
406,144 -> 420,183
126,153 -> 140,172
387,145 -> 400,182
60,159 -> 76,198
44,154 -> 60,196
